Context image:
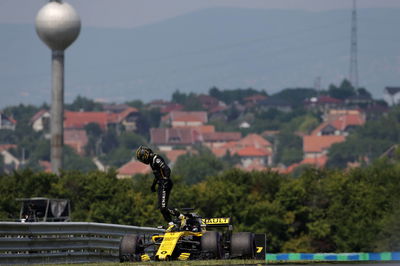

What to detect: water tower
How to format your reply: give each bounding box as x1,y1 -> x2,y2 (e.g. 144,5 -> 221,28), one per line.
35,0 -> 81,174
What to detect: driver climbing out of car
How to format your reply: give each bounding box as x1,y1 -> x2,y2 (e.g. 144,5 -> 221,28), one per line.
136,145 -> 186,232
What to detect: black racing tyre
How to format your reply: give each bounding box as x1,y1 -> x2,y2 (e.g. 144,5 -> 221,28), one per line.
119,234 -> 143,262
230,232 -> 256,259
201,231 -> 223,259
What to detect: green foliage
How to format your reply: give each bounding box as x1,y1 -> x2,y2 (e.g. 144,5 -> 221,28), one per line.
0,154 -> 4,174
65,95 -> 103,111
171,90 -> 203,111
272,88 -> 317,108
63,146 -> 97,172
327,106 -> 400,168
328,79 -> 356,100
209,86 -> 267,105
173,146 -> 226,185
274,131 -> 303,166
0,160 -> 399,252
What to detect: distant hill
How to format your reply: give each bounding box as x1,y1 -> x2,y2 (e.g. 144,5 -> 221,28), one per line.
1,7 -> 400,108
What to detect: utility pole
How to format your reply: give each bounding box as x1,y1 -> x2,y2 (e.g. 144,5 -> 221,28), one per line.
349,0 -> 359,90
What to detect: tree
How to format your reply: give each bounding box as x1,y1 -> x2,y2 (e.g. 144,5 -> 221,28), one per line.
173,146 -> 225,184
65,95 -> 103,111
275,131 -> 303,166
272,88 -> 317,108
0,154 -> 4,174
328,79 -> 356,100
208,87 -> 268,104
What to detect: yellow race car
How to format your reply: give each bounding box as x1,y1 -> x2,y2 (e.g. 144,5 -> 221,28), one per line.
119,209 -> 263,261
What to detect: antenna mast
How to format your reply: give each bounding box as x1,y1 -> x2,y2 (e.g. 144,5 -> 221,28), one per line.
349,0 -> 359,90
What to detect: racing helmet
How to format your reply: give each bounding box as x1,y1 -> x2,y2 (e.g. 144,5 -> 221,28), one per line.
136,145 -> 153,164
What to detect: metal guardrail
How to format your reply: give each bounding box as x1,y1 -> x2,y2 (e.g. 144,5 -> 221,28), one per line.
0,222 -> 164,264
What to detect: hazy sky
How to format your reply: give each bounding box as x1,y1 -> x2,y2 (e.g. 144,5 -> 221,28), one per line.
2,0 -> 400,28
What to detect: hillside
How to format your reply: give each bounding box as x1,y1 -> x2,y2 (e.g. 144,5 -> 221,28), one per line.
1,7 -> 400,108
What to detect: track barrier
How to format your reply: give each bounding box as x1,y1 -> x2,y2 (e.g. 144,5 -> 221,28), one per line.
0,222 -> 163,264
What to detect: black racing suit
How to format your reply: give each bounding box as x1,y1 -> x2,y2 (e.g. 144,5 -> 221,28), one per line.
150,154 -> 180,223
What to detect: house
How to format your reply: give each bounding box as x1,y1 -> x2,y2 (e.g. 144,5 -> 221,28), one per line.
64,111 -> 109,130
164,149 -> 190,166
243,94 -> 268,108
39,160 -> 52,173
383,87 -> 400,106
237,133 -> 272,150
203,132 -> 242,148
0,112 -> 16,130
0,144 -> 20,172
209,133 -> 273,167
30,109 -> 50,137
284,155 -> 328,174
107,107 -> 140,132
312,110 -> 365,136
117,160 -> 151,178
64,108 -> 140,132
303,135 -> 345,159
197,94 -> 219,110
146,100 -> 184,113
304,95 -> 344,112
236,146 -> 272,168
259,97 -> 292,112
64,129 -> 88,156
161,111 -> 208,128
345,94 -> 373,106
150,127 -> 203,151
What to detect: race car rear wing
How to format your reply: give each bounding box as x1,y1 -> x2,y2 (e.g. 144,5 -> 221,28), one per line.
202,217 -> 233,230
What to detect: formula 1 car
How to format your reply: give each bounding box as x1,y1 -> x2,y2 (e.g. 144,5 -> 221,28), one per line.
119,208 -> 265,262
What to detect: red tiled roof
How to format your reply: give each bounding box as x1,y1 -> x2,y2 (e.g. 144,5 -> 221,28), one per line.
0,144 -> 17,152
0,112 -> 17,125
164,149 -> 188,164
161,103 -> 184,113
211,147 -> 229,157
107,107 -> 138,124
244,94 -> 267,102
300,156 -> 328,167
303,135 -> 345,153
150,127 -> 202,145
330,114 -> 365,130
162,111 -> 208,124
39,160 -> 52,173
64,111 -> 109,130
192,125 -> 215,134
237,146 -> 270,157
209,105 -> 227,113
237,134 -> 271,148
117,160 -> 151,177
30,109 -> 49,124
203,132 -> 242,142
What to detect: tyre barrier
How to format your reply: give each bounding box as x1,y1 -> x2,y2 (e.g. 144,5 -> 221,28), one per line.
0,222 -> 163,265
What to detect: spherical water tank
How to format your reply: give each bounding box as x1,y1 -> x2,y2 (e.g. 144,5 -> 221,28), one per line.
35,1 -> 81,51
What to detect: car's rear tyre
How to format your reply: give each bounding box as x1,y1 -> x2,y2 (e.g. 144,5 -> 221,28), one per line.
119,234 -> 143,262
201,231 -> 223,259
230,232 -> 255,259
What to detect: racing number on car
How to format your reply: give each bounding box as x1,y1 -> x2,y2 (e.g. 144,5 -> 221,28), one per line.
256,247 -> 263,253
